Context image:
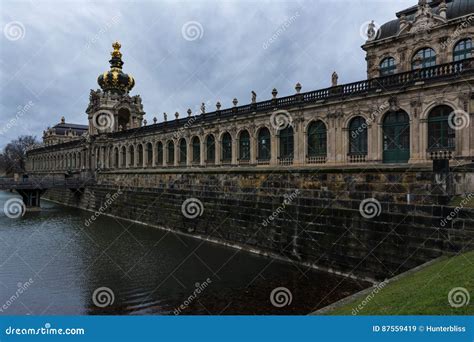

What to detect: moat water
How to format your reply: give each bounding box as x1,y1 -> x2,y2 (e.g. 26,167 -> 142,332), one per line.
0,191 -> 368,315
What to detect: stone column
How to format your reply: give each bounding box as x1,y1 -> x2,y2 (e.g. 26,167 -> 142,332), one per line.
270,130 -> 278,165
215,136 -> 221,165
232,135 -> 238,165
250,134 -> 257,164
200,138 -> 205,166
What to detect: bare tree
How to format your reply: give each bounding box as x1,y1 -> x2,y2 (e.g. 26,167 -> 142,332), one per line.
0,135 -> 38,176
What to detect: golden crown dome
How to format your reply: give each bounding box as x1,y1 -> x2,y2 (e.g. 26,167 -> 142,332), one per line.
97,41 -> 135,94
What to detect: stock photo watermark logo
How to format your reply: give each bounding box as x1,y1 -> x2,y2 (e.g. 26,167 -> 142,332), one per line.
0,278 -> 34,313
270,110 -> 293,131
3,21 -> 25,41
352,280 -> 388,315
181,21 -> 204,41
92,287 -> 115,308
174,278 -> 212,315
173,115 -> 198,140
0,101 -> 34,136
270,287 -> 293,308
448,109 -> 470,131
181,198 -> 204,219
359,20 -> 380,41
263,12 -> 300,50
84,12 -> 122,49
448,287 -> 470,308
3,198 -> 26,219
440,192 -> 473,227
359,198 -> 381,219
92,112 -> 115,132
262,189 -> 299,227
440,15 -> 473,50
84,190 -> 122,226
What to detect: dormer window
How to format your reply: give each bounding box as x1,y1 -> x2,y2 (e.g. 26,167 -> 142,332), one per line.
454,39 -> 472,62
412,48 -> 436,69
380,57 -> 396,76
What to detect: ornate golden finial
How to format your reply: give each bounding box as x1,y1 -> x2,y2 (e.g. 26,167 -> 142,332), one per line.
111,41 -> 122,58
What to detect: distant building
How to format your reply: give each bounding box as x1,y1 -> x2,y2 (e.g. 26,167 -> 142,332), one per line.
42,116 -> 88,146
26,0 -> 473,173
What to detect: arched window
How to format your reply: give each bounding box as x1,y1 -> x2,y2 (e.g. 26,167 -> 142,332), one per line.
349,116 -> 368,155
279,126 -> 294,161
128,145 -> 135,167
239,130 -> 250,161
156,142 -> 163,166
137,144 -> 144,167
454,39 -> 472,62
412,47 -> 436,69
380,57 -> 396,76
146,143 -> 153,167
179,139 -> 187,165
428,105 -> 455,150
382,111 -> 410,163
167,141 -> 175,165
121,147 -> 126,167
114,148 -> 119,168
192,137 -> 200,164
222,132 -> 232,162
257,127 -> 271,161
206,135 -> 215,164
307,121 -> 327,157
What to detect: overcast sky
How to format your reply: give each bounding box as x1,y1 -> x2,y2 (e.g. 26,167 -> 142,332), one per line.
0,0 -> 413,148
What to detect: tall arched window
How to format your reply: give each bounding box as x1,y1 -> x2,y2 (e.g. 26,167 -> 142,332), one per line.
349,116 -> 368,155
222,132 -> 232,162
380,57 -> 396,76
307,121 -> 327,157
167,141 -> 175,165
146,143 -> 153,167
156,142 -> 163,166
239,130 -> 250,161
412,47 -> 436,69
279,126 -> 294,161
192,137 -> 200,164
382,110 -> 410,163
121,146 -> 126,167
179,139 -> 187,165
114,148 -> 119,168
128,145 -> 135,167
257,127 -> 271,161
206,135 -> 215,164
137,144 -> 144,167
428,105 -> 455,150
454,38 -> 472,62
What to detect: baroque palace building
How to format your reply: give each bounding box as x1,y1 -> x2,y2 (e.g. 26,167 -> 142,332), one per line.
26,0 -> 474,174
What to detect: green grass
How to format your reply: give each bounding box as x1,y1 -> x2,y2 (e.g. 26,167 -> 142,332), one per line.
327,251 -> 474,315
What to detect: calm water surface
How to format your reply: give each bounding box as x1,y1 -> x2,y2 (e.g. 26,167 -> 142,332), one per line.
0,191 -> 368,315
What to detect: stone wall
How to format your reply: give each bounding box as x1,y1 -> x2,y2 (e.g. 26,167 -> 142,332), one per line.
43,166 -> 474,281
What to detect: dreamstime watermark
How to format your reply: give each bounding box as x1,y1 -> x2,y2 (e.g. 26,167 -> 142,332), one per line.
84,189 -> 122,226
262,189 -> 299,227
181,198 -> 204,219
441,15 -> 474,50
92,111 -> 115,131
173,115 -> 198,140
448,109 -> 470,131
0,101 -> 34,136
5,323 -> 85,336
84,12 -> 122,49
174,278 -> 212,315
448,287 -> 470,308
3,198 -> 26,219
3,21 -> 25,41
181,21 -> 204,41
352,280 -> 388,315
270,287 -> 293,308
270,110 -> 293,130
351,102 -> 389,140
92,287 -> 115,308
0,278 -> 34,313
440,192 -> 473,227
359,198 -> 382,219
263,12 -> 300,50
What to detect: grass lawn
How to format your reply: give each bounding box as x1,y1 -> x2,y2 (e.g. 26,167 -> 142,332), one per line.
327,250 -> 474,315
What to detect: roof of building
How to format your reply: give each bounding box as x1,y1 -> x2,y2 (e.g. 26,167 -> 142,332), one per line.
50,122 -> 88,136
376,0 -> 474,41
